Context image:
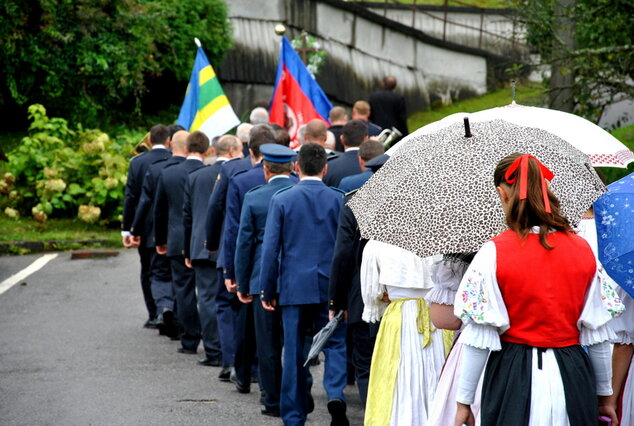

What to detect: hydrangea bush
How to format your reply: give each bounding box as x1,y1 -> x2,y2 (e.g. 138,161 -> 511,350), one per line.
1,104 -> 138,224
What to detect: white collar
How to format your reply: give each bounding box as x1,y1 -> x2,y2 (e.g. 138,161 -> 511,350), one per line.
152,144 -> 166,150
301,176 -> 322,181
269,175 -> 290,182
345,147 -> 360,152
186,155 -> 203,162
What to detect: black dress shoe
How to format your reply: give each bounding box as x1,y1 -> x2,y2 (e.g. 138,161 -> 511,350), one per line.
261,407 -> 280,417
143,319 -> 158,329
307,392 -> 314,414
230,368 -> 250,393
197,356 -> 221,367
177,347 -> 197,355
218,366 -> 232,382
327,399 -> 349,426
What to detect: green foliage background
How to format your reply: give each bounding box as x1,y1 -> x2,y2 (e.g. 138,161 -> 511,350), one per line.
0,0 -> 232,127
1,104 -> 143,224
514,0 -> 634,122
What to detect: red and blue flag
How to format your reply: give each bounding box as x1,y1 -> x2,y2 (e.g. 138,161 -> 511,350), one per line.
269,35 -> 332,149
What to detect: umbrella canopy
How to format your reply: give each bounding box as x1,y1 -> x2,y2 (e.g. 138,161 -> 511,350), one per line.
303,311 -> 344,367
594,172 -> 634,298
348,119 -> 606,258
389,103 -> 634,168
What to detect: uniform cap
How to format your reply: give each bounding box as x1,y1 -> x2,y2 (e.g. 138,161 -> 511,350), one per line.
260,143 -> 297,163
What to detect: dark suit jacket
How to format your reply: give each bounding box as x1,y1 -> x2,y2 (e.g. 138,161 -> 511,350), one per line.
259,180 -> 343,305
328,193 -> 368,324
234,176 -> 296,295
322,150 -> 362,187
329,124 -> 344,152
130,156 -> 180,247
369,89 -> 409,136
183,159 -> 225,261
122,147 -> 170,232
204,157 -> 252,267
222,163 -> 266,279
154,158 -> 205,257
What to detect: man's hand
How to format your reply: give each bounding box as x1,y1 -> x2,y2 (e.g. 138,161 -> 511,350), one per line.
156,245 -> 167,255
225,278 -> 237,293
130,236 -> 141,247
329,310 -> 348,321
122,235 -> 133,248
261,299 -> 276,311
237,291 -> 253,304
598,395 -> 619,425
454,402 -> 475,426
185,258 -> 193,269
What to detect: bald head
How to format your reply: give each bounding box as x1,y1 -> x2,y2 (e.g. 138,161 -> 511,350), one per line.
352,101 -> 371,120
303,119 -> 328,145
215,134 -> 242,157
171,130 -> 189,155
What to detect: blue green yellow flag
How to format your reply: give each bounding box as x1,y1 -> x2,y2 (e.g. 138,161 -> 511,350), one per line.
177,42 -> 240,138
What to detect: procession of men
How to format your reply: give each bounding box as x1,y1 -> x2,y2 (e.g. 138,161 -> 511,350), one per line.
121,94 -> 392,425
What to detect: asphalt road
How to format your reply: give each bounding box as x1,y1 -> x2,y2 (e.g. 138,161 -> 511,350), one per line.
0,250 -> 365,425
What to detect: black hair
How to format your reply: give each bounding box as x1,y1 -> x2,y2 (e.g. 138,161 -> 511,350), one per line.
342,120 -> 368,147
149,124 -> 169,145
249,124 -> 275,158
298,143 -> 327,176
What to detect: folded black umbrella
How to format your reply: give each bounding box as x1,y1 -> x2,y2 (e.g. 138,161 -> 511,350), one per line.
303,311 -> 344,367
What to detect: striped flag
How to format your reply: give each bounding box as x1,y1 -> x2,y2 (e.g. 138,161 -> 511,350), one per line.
177,42 -> 240,139
269,35 -> 332,149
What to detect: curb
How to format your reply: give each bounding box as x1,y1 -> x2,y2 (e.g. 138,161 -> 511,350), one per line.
0,239 -> 112,256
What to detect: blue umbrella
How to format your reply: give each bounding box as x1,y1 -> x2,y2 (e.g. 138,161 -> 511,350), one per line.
594,172 -> 634,298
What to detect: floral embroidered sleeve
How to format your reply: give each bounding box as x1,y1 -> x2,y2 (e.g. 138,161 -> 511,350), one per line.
578,264 -> 625,346
453,241 -> 509,351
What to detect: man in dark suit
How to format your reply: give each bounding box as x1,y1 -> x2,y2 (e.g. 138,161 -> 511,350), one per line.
154,131 -> 207,355
328,106 -> 348,153
184,134 -> 242,369
129,133 -> 186,338
234,143 -> 298,418
204,135 -> 250,380
322,120 -> 368,187
351,101 -> 382,137
328,153 -> 389,406
260,143 -> 349,426
337,140 -> 384,193
121,124 -> 171,328
369,76 -> 409,138
221,124 -> 277,393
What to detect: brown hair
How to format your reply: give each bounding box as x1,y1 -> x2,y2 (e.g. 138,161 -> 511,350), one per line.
493,153 -> 572,249
186,131 -> 209,154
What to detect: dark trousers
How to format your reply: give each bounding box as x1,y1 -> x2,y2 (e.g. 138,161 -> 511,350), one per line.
215,268 -> 239,367
254,295 -> 283,411
234,299 -> 257,388
137,244 -> 156,320
280,304 -> 347,426
150,251 -> 173,313
192,260 -> 221,359
170,255 -> 201,351
349,321 -> 379,406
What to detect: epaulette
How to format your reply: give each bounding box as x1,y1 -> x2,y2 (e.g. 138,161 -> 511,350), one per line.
329,186 -> 346,195
163,161 -> 180,169
151,157 -> 169,165
272,185 -> 293,197
246,184 -> 265,195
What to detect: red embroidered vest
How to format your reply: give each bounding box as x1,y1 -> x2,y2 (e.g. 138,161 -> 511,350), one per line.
493,230 -> 596,348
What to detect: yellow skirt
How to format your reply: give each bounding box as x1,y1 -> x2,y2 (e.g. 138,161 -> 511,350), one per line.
364,298 -> 454,426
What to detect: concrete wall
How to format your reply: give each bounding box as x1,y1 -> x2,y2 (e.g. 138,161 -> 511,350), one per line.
219,0 -> 523,118
361,4 -> 528,57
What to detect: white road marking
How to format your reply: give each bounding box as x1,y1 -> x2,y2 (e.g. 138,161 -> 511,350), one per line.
0,254 -> 58,296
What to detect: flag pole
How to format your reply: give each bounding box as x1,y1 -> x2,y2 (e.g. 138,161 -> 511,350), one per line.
194,37 -> 202,48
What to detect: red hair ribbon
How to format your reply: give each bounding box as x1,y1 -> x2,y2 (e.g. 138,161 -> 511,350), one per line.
504,154 -> 555,213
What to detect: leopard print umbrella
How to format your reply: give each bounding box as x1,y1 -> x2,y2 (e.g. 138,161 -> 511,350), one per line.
347,119 -> 606,258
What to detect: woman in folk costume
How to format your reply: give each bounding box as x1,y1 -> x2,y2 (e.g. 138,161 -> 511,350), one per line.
425,254 -> 484,426
453,153 -> 624,426
360,241 -> 453,426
